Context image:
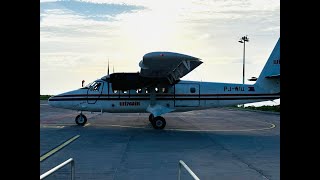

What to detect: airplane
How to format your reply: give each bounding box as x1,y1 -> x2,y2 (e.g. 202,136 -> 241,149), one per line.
48,38 -> 280,129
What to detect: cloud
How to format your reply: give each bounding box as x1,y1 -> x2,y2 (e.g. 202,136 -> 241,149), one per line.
40,0 -> 279,95
40,0 -> 145,22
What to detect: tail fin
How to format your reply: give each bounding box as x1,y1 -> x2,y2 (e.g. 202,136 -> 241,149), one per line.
254,38 -> 280,93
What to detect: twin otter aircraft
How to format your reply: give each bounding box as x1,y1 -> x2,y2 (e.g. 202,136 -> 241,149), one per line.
48,38 -> 280,129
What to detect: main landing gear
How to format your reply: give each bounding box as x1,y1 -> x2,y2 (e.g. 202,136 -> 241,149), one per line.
149,114 -> 166,129
75,113 -> 87,126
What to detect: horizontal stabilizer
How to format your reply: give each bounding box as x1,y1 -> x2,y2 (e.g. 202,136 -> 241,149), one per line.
265,74 -> 280,79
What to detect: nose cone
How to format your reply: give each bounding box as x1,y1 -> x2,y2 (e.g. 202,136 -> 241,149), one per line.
47,89 -> 86,109
48,95 -> 57,107
47,92 -> 69,108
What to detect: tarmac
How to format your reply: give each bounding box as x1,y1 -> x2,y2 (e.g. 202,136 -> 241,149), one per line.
40,100 -> 280,180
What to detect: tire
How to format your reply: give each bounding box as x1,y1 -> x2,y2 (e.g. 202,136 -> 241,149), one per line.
75,114 -> 87,126
152,116 -> 166,129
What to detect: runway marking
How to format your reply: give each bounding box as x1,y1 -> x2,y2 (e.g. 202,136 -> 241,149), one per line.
166,123 -> 276,132
40,135 -> 80,162
40,125 -> 65,128
41,114 -> 75,123
84,123 -> 91,127
103,124 -> 147,129
90,122 -> 276,132
103,115 -> 263,119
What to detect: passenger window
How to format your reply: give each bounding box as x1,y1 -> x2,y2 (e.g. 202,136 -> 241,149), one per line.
113,90 -> 118,93
136,89 -> 142,93
190,87 -> 196,93
155,87 -> 159,93
122,90 -> 128,94
145,88 -> 149,94
162,88 -> 168,93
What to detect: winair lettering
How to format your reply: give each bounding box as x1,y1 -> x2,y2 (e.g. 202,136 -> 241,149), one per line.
120,102 -> 140,106
224,86 -> 244,92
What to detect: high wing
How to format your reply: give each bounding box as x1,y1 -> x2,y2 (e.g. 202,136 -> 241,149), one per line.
108,52 -> 203,90
139,52 -> 203,84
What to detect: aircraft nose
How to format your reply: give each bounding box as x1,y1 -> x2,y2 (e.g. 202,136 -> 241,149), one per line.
48,96 -> 53,105
48,95 -> 57,107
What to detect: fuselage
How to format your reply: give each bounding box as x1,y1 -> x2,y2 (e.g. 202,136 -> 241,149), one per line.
46,38 -> 280,130
48,79 -> 280,113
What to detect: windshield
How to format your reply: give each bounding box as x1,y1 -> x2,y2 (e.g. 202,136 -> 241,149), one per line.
100,75 -> 110,82
81,81 -> 94,89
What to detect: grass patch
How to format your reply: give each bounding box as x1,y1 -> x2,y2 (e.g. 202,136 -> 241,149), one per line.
246,105 -> 280,112
234,105 -> 280,112
40,95 -> 52,100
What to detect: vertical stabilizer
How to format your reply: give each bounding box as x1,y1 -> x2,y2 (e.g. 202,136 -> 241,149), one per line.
255,38 -> 280,93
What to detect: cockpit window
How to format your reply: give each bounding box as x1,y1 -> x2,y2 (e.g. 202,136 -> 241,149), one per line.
81,82 -> 94,89
88,82 -> 102,91
93,83 -> 101,91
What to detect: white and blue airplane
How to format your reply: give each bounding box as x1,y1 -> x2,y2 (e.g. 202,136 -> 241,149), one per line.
48,38 -> 280,129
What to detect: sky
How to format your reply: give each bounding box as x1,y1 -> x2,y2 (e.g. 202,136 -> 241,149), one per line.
40,0 -> 280,106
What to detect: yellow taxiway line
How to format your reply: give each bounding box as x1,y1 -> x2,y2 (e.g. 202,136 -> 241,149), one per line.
89,122 -> 276,132
167,123 -> 276,132
84,123 -> 91,127
40,135 -> 80,162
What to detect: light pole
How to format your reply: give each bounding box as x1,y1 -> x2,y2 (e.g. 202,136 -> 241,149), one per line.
238,35 -> 249,84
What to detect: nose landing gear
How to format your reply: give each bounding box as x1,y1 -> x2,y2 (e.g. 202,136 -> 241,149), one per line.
75,113 -> 87,126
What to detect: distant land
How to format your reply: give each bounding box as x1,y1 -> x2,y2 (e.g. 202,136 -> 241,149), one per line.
40,95 -> 52,100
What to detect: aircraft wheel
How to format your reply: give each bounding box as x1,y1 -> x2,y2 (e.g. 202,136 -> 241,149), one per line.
75,114 -> 87,126
149,114 -> 154,122
152,116 -> 166,130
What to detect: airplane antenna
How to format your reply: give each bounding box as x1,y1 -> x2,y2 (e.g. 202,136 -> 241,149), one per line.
107,58 -> 110,75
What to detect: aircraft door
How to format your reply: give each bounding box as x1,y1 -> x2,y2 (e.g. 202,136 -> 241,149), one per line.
174,83 -> 200,107
87,81 -> 104,104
